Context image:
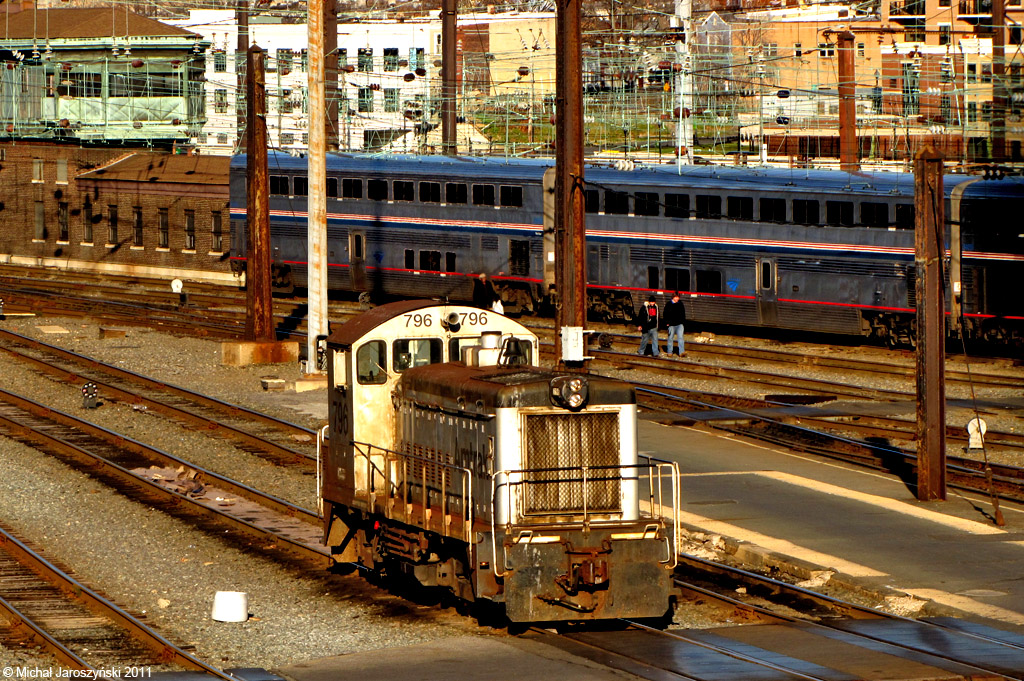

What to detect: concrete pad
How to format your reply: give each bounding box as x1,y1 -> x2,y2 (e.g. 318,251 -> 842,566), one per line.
221,341 -> 299,367
278,635 -> 638,681
292,376 -> 327,393
36,325 -> 69,334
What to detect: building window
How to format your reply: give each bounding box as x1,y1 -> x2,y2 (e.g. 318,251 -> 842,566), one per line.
35,201 -> 45,239
134,207 -> 144,247
83,204 -> 94,243
58,202 -> 69,241
338,48 -> 348,68
214,50 -> 227,72
818,43 -> 834,58
217,133 -> 229,145
383,47 -> 400,71
184,209 -> 195,250
56,159 -> 68,184
276,48 -> 293,74
302,132 -> 309,145
794,43 -> 802,57
857,42 -> 865,57
939,24 -> 952,45
32,159 -> 43,183
280,88 -> 293,114
967,101 -> 978,122
410,47 -> 425,70
384,88 -> 399,112
902,62 -> 920,116
159,208 -> 169,248
941,95 -> 952,122
214,89 -> 228,113
358,47 -> 373,72
108,205 -> 118,244
280,132 -> 295,145
358,87 -> 373,113
210,211 -> 222,251
300,49 -> 308,72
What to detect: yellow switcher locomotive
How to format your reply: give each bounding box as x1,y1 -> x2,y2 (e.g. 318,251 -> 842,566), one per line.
320,300 -> 680,622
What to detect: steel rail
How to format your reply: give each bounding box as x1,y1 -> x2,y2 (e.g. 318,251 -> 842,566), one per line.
0,391 -> 328,569
0,329 -> 316,461
0,526 -> 238,679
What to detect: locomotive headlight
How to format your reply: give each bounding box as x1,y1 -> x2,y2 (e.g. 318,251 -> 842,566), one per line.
550,375 -> 589,411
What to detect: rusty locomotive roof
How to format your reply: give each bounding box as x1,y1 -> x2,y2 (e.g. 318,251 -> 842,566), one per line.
397,363 -> 635,411
327,300 -> 441,349
77,152 -> 229,185
0,8 -> 198,40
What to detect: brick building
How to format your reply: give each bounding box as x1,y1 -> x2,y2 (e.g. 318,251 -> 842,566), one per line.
0,142 -> 234,283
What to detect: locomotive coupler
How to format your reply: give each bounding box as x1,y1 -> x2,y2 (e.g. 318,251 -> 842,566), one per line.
554,540 -> 612,595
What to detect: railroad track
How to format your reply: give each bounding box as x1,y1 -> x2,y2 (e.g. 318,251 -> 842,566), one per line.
637,385 -> 1024,503
0,523 -> 233,677
0,388 -> 329,569
0,327 -> 317,466
530,553 -> 1024,680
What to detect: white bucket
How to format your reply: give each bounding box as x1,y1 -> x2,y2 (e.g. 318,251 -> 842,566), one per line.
211,591 -> 249,623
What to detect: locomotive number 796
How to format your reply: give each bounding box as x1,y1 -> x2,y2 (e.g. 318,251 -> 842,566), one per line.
404,311 -> 489,327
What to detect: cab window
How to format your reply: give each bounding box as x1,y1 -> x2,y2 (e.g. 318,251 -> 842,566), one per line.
393,338 -> 442,371
356,340 -> 387,384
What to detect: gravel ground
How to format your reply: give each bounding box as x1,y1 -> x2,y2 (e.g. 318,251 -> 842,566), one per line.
0,313 -> 1020,674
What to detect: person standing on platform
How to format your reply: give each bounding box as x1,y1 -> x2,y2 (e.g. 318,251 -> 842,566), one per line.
636,295 -> 660,357
473,274 -> 500,311
664,291 -> 686,356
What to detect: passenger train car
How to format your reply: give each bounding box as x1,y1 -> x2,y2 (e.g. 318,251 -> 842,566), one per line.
320,300 -> 681,622
230,153 -> 1024,346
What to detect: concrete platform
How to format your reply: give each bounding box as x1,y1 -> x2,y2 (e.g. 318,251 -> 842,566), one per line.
221,340 -> 299,366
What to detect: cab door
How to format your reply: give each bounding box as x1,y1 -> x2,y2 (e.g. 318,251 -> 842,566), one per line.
350,231 -> 367,293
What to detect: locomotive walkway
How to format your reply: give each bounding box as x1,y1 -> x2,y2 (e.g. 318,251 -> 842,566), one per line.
274,392 -> 1024,681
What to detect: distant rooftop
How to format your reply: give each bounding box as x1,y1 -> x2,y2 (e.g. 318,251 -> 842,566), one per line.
78,152 -> 229,185
0,8 -> 198,40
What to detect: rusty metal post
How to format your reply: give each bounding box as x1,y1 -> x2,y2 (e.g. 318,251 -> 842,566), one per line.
991,0 -> 1005,162
245,46 -> 272,342
914,146 -> 946,501
441,0 -> 457,156
307,0 -> 329,373
835,30 -> 858,172
324,0 -> 339,151
236,0 -> 249,150
554,0 -> 587,370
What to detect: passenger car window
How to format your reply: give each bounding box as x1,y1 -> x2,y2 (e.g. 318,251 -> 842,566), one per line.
356,340 -> 387,385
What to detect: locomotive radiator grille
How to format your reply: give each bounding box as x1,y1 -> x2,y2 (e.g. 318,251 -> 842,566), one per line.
522,412 -> 620,515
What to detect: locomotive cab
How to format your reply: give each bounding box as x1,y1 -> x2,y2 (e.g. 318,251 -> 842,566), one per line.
320,301 -> 680,623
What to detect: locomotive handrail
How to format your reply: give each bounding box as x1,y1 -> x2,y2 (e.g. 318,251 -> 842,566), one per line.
490,459 -> 680,577
316,425 -> 329,519
352,440 -> 475,543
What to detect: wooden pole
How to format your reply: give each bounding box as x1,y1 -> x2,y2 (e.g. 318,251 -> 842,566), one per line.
441,0 -> 457,155
245,45 -> 272,342
236,0 -> 249,151
914,145 -> 946,501
834,30 -> 858,172
307,0 -> 329,372
554,0 -> 586,370
324,0 -> 339,151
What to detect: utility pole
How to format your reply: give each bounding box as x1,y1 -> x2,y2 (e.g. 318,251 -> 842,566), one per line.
826,29 -> 858,172
991,0 -> 1006,162
913,146 -> 945,502
673,0 -> 694,165
236,0 -> 249,150
245,45 -> 271,342
307,0 -> 329,373
325,0 -> 339,151
554,0 -> 587,370
441,0 -> 457,155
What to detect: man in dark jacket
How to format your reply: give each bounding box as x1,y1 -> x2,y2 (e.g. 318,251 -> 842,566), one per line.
636,295 -> 660,357
664,291 -> 686,356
